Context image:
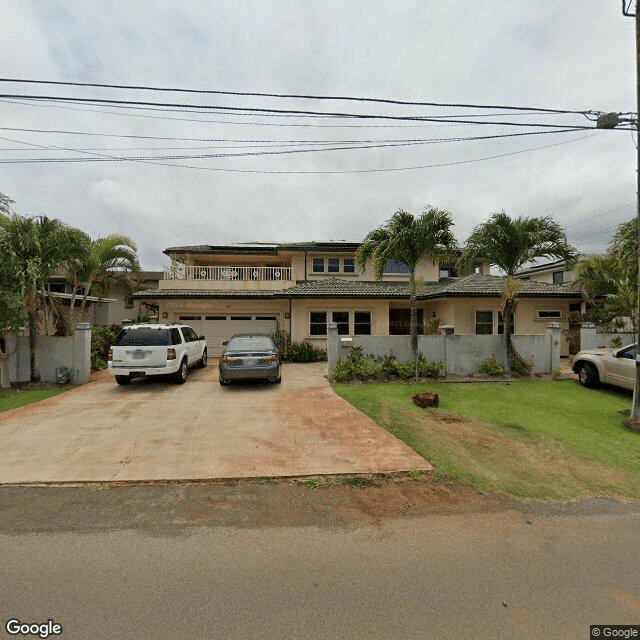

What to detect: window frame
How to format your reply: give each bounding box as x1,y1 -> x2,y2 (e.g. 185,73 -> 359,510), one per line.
312,257 -> 325,273
475,310 -> 494,335
537,309 -> 562,320
354,310 -> 372,335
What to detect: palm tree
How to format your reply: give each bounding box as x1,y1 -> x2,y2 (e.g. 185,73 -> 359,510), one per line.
0,213 -> 92,381
458,211 -> 577,375
356,206 -> 458,376
71,235 -> 141,314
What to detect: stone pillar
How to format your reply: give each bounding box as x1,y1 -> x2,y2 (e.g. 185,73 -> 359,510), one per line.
580,322 -> 597,352
546,322 -> 562,371
326,323 -> 339,372
73,323 -> 92,385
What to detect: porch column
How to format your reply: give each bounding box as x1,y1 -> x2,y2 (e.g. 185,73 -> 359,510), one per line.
546,322 -> 561,371
580,322 -> 597,352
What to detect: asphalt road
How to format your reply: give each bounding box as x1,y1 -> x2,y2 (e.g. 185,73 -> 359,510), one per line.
1,483 -> 639,640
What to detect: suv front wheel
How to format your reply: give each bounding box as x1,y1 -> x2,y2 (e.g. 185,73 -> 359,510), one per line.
578,362 -> 598,388
174,359 -> 188,384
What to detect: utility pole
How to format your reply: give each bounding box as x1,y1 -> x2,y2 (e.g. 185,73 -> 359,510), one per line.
620,1 -> 640,419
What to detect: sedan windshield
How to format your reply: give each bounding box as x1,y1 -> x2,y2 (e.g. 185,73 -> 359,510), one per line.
226,336 -> 275,351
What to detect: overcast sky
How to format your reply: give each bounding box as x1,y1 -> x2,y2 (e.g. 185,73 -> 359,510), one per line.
0,1 -> 637,270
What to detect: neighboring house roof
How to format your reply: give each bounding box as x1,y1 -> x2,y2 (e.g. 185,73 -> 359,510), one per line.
516,254 -> 603,277
134,274 -> 581,300
163,241 -> 362,256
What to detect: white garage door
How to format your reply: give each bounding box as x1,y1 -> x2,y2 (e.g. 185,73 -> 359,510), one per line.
178,315 -> 278,356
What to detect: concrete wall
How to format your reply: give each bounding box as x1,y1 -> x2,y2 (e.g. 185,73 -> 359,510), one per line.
580,323 -> 636,351
2,324 -> 91,386
327,323 -> 561,376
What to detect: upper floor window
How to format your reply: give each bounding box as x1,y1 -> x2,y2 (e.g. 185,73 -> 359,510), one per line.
311,256 -> 357,274
552,270 -> 572,285
439,266 -> 458,278
383,260 -> 410,275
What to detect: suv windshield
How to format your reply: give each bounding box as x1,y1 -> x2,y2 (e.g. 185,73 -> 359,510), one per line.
115,328 -> 171,347
226,336 -> 275,351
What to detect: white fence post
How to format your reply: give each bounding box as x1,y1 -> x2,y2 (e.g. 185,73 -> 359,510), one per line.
580,322 -> 597,351
73,323 -> 92,384
546,322 -> 561,371
326,323 -> 339,371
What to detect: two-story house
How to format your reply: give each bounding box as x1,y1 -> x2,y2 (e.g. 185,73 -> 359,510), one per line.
133,241 -> 583,356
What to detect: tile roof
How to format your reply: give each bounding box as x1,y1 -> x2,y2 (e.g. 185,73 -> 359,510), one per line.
163,241 -> 361,256
134,274 -> 582,300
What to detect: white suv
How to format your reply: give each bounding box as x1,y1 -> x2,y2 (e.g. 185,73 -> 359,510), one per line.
108,323 -> 207,385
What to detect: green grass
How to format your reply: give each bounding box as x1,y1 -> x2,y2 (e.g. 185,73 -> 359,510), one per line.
333,379 -> 640,500
0,387 -> 67,413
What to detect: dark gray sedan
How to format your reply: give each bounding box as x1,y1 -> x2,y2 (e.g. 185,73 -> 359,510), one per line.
218,334 -> 282,385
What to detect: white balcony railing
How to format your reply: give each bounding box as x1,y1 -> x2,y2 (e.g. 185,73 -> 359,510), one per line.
163,264 -> 292,282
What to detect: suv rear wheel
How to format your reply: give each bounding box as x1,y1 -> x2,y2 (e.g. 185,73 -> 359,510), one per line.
174,359 -> 188,384
197,348 -> 208,368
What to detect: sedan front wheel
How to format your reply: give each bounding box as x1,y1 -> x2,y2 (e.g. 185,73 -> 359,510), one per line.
578,363 -> 598,388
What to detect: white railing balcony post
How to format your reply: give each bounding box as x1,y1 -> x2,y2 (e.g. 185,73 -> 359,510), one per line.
162,265 -> 292,281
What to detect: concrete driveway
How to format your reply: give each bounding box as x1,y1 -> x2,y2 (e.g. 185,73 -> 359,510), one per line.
0,362 -> 431,483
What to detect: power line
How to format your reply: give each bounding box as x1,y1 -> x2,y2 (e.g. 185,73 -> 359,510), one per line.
0,93 -> 607,129
0,77 -> 592,115
0,129 -> 597,164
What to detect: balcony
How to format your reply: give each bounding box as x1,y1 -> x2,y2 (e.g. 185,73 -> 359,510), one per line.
163,264 -> 292,282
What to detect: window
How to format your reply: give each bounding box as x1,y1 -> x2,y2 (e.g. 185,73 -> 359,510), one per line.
498,312 -> 515,335
328,257 -> 340,273
205,316 -> 226,321
343,258 -> 355,273
256,316 -> 277,321
179,315 -> 199,321
310,311 -> 327,335
312,258 -> 325,273
230,316 -> 251,320
552,270 -> 571,285
181,327 -> 198,342
126,297 -> 134,309
537,310 -> 562,319
475,310 -> 494,335
439,266 -> 458,278
383,260 -> 410,275
354,311 -> 371,335
170,329 -> 182,345
332,311 -> 349,335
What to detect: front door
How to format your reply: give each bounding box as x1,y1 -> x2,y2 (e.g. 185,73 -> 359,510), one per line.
389,308 -> 423,335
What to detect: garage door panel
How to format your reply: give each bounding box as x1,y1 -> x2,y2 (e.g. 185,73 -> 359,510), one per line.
201,318 -> 277,356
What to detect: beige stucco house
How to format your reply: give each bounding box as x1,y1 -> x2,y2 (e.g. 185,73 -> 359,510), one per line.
133,242 -> 583,356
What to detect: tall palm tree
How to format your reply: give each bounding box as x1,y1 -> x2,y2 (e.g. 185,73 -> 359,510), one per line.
356,207 -> 458,376
0,213 -> 92,381
458,211 -> 577,374
73,235 -> 141,313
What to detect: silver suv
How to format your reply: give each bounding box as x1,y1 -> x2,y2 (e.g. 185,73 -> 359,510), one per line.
108,323 -> 207,385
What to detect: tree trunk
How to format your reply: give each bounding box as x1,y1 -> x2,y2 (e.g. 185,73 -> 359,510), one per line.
28,308 -> 40,382
409,269 -> 418,379
503,296 -> 515,379
80,277 -> 94,313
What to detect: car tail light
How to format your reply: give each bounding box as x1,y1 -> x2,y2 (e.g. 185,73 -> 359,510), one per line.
108,348 -> 113,362
261,354 -> 278,364
167,348 -> 176,360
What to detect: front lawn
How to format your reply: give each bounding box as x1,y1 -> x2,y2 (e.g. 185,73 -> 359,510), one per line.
333,379 -> 640,499
0,388 -> 67,413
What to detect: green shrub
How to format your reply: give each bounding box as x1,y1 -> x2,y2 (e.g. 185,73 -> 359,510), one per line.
331,349 -> 444,382
91,325 -> 120,370
511,355 -> 534,377
477,355 -> 505,377
91,353 -> 107,372
284,340 -> 327,363
417,354 -> 445,378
